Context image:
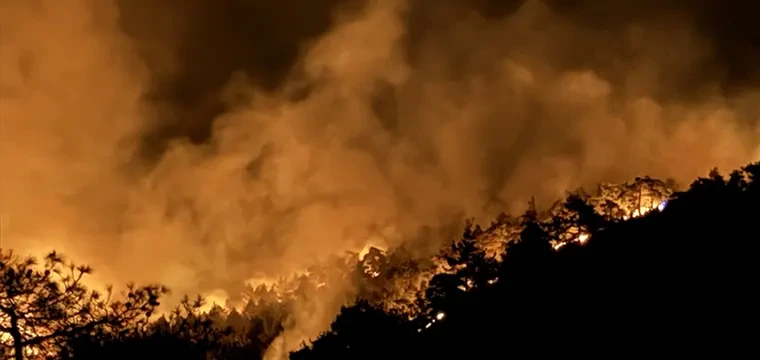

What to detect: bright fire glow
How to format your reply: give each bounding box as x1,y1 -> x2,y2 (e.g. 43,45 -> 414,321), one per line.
199,289 -> 231,313
358,244 -> 387,261
552,232 -> 590,250
629,200 -> 667,219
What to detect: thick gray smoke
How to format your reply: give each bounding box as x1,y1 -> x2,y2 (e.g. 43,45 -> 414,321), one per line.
1,0 -> 759,356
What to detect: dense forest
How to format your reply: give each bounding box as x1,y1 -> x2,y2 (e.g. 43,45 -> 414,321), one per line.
2,162 -> 758,360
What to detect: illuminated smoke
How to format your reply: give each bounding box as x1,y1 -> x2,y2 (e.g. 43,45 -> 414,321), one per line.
2,0 -> 759,357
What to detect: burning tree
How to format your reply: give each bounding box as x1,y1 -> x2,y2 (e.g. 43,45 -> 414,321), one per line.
0,250 -> 166,359
590,176 -> 675,220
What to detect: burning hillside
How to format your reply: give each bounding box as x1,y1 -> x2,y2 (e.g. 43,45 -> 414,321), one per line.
3,0 -> 759,358
4,162 -> 760,359
188,175 -> 677,320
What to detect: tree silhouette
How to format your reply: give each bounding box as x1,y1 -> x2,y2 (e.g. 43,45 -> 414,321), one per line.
0,250 -> 166,360
62,294 -> 256,360
290,300 -> 414,360
424,219 -> 499,319
506,206 -> 554,257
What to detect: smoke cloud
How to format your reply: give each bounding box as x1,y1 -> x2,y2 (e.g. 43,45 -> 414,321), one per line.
2,0 -> 759,356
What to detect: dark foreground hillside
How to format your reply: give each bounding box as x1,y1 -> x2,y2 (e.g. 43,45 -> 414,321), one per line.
293,163 -> 760,359
1,163 -> 758,360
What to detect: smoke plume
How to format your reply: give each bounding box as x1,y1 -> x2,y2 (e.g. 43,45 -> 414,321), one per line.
2,0 -> 759,356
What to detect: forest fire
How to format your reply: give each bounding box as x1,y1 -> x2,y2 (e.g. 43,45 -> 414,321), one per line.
552,235 -> 586,250
6,162 -> 760,360
0,166 -> 677,356
4,0 -> 758,357
359,246 -> 386,278
420,312 -> 446,332
214,177 -> 677,321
